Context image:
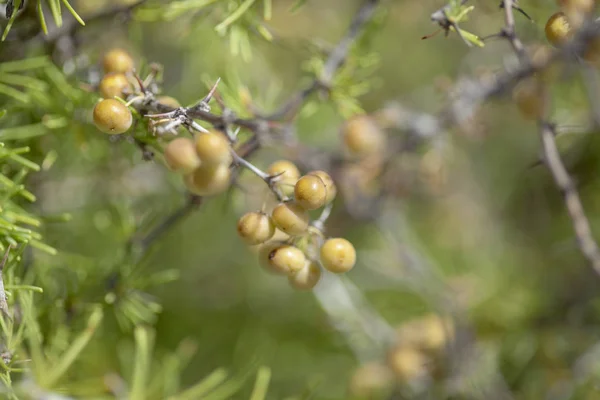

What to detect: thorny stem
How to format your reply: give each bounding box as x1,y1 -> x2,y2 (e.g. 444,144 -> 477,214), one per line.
230,149 -> 286,202
499,0 -> 600,276
540,123 -> 600,275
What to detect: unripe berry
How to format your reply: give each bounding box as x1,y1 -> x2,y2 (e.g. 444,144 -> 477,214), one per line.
99,73 -> 130,99
271,202 -> 310,236
268,245 -> 306,275
545,12 -> 573,46
184,164 -> 231,196
320,238 -> 356,273
294,175 -> 327,210
349,363 -> 394,398
307,170 -> 337,204
341,114 -> 386,158
237,211 -> 276,245
93,99 -> 132,134
157,96 -> 181,109
267,160 -> 300,195
288,261 -> 321,290
102,48 -> 135,74
512,78 -> 545,120
195,131 -> 232,167
164,137 -> 201,174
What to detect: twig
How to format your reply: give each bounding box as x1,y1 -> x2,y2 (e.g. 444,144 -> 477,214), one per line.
539,123 -> 600,275
131,195 -> 203,254
501,0 -> 526,59
0,245 -> 12,316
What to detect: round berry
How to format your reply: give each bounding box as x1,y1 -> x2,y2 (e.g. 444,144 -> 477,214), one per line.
308,170 -> 337,204
102,48 -> 135,74
164,137 -> 201,174
271,202 -> 310,236
93,99 -> 132,134
257,241 -> 287,274
268,245 -> 306,275
99,73 -> 130,99
267,160 -> 300,195
387,345 -> 429,382
157,96 -> 181,109
349,363 -> 394,398
341,114 -> 386,157
396,314 -> 454,353
288,261 -> 321,290
195,131 -> 232,167
513,79 -> 545,120
184,164 -> 231,196
237,211 -> 276,245
545,12 -> 573,46
320,238 -> 356,273
294,175 -> 327,210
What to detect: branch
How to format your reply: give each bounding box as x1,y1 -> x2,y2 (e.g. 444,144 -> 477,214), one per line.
539,123 -> 600,275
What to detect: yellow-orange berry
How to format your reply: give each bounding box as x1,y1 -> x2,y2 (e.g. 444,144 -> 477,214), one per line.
184,164 -> 231,196
268,245 -> 306,275
267,160 -> 300,196
99,73 -> 130,99
157,96 -> 181,109
195,131 -> 232,167
349,363 -> 394,398
164,137 -> 201,174
308,170 -> 337,204
294,175 -> 327,210
102,48 -> 135,74
341,115 -> 386,157
387,346 -> 429,382
395,314 -> 454,353
288,261 -> 321,290
93,99 -> 132,134
271,202 -> 310,236
512,78 -> 546,120
237,211 -> 276,245
258,241 -> 287,274
545,12 -> 573,46
320,238 -> 356,273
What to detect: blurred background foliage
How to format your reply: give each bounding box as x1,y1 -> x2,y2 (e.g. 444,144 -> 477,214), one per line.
2,0 -> 600,399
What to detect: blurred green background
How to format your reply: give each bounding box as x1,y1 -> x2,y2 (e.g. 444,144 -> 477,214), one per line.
4,0 -> 600,398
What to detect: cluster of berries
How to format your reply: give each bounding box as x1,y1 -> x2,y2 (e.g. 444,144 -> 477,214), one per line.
92,49 -> 136,135
236,160 -> 356,291
349,314 -> 454,397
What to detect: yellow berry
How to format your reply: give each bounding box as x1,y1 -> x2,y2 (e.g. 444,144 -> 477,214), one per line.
271,202 -> 310,236
349,363 -> 394,398
157,96 -> 181,109
308,170 -> 337,204
545,12 -> 573,46
93,99 -> 132,134
341,114 -> 386,157
294,175 -> 327,210
164,137 -> 201,174
512,78 -> 546,120
267,160 -> 300,196
288,261 -> 321,290
387,346 -> 429,382
320,238 -> 356,273
268,245 -> 306,275
195,131 -> 232,167
395,314 -> 454,353
258,241 -> 287,274
98,73 -> 130,99
102,48 -> 135,74
237,211 -> 276,245
184,164 -> 231,196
